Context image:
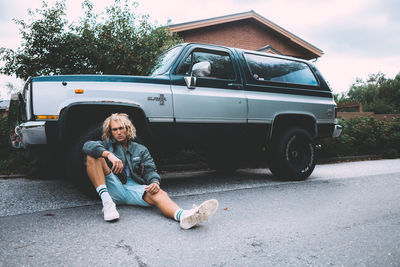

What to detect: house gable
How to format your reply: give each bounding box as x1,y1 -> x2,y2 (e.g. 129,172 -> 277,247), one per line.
169,11 -> 323,60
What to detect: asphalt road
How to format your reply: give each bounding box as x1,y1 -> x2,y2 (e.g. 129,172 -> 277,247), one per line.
1,159 -> 400,266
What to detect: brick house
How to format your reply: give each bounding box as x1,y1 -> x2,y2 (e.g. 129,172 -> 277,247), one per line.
168,10 -> 323,60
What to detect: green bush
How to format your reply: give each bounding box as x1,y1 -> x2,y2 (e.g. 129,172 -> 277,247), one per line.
320,116 -> 400,158
0,115 -> 34,175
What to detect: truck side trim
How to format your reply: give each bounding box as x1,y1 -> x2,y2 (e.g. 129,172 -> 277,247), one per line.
148,117 -> 175,122
32,75 -> 170,85
246,84 -> 333,98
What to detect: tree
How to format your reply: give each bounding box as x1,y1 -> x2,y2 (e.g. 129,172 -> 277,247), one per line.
0,0 -> 181,80
5,82 -> 21,96
333,92 -> 350,104
346,72 -> 400,114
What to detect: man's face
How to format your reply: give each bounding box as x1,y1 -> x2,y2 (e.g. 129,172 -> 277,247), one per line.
110,120 -> 127,143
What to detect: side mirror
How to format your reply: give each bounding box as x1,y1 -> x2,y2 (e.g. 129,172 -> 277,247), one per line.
184,76 -> 196,89
192,61 -> 211,77
184,61 -> 211,89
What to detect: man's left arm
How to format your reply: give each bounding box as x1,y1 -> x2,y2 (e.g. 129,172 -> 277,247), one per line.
141,147 -> 161,193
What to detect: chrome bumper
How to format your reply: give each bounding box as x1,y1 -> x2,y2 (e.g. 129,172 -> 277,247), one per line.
332,124 -> 343,138
11,121 -> 47,148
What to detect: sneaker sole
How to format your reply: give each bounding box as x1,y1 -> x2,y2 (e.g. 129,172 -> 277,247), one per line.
103,206 -> 120,221
180,199 -> 219,229
104,213 -> 120,221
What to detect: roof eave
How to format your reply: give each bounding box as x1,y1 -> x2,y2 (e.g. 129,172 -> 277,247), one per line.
169,11 -> 323,58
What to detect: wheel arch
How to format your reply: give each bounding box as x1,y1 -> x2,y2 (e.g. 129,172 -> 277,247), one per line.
269,113 -> 317,140
58,101 -> 151,142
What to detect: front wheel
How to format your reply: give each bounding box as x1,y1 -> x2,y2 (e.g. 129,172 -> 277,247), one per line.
269,127 -> 316,180
65,123 -> 147,191
66,123 -> 103,192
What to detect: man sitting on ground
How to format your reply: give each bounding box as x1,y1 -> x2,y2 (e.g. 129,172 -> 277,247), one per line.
82,113 -> 218,229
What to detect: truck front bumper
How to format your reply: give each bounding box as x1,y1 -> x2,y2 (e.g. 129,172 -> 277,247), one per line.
8,91 -> 48,149
12,121 -> 47,148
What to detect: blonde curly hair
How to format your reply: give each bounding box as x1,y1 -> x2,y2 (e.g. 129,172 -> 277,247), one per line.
102,113 -> 136,141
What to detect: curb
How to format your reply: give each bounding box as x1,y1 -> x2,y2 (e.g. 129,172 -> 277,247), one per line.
0,155 -> 388,178
159,163 -> 209,172
317,155 -> 382,164
159,155 -> 385,172
0,174 -> 27,179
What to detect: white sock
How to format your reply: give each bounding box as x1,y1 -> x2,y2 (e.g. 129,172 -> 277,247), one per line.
96,185 -> 113,205
174,208 -> 184,221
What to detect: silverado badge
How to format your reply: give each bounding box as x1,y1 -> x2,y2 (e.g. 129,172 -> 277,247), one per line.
147,94 -> 166,106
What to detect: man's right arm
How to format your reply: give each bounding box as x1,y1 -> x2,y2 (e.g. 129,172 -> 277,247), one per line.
82,140 -> 108,158
83,141 -> 124,173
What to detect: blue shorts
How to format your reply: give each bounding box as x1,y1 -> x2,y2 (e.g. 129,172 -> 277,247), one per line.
105,172 -> 151,207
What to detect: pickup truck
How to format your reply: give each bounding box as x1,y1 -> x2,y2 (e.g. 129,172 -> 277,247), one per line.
9,42 -> 342,182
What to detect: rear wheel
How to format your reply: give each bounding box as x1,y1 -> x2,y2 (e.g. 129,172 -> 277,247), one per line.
269,127 -> 315,180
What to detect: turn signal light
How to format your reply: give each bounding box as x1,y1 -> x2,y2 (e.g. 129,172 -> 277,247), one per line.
36,115 -> 59,120
75,89 -> 84,94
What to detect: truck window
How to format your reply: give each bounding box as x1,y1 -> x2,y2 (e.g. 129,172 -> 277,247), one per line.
177,50 -> 235,80
244,53 -> 318,86
149,45 -> 183,76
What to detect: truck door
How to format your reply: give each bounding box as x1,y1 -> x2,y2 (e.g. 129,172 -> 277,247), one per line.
169,46 -> 246,143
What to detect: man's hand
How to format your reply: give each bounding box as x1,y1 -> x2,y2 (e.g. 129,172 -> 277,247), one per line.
107,153 -> 123,174
145,182 -> 160,194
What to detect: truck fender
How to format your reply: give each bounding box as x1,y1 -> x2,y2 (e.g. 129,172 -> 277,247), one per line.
57,101 -> 151,141
269,112 -> 318,140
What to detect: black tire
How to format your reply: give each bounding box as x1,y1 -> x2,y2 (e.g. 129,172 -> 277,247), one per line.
269,127 -> 315,180
66,123 -> 146,192
66,123 -> 103,193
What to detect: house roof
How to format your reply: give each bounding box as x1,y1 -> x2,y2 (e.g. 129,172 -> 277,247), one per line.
169,10 -> 323,58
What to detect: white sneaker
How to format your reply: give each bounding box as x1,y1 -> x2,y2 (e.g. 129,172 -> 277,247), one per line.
102,201 -> 120,221
180,199 -> 219,229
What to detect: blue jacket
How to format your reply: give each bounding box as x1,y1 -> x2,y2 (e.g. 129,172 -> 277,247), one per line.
82,139 -> 161,185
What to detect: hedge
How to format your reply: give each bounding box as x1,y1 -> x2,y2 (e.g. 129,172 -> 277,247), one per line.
319,116 -> 400,159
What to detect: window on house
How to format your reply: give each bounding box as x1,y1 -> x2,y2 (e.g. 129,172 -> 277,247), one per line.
244,53 -> 318,86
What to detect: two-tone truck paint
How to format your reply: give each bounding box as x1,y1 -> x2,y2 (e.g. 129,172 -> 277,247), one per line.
9,43 -> 342,181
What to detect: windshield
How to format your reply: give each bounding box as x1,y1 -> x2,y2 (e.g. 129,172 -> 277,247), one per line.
148,45 -> 183,76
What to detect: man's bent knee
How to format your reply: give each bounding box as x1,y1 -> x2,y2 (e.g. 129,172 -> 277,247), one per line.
86,155 -> 110,176
86,155 -> 98,165
144,189 -> 167,205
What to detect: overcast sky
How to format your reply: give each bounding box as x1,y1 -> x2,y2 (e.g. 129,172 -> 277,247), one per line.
1,0 -> 399,99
